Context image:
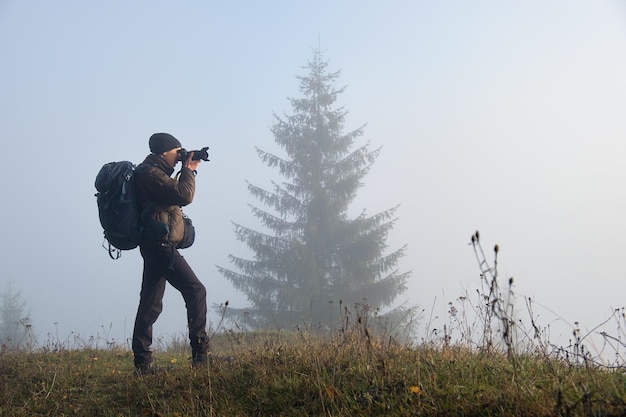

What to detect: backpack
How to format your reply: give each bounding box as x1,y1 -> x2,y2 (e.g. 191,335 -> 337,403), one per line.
95,161 -> 141,259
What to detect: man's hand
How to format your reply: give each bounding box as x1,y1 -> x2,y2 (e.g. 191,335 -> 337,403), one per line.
184,152 -> 201,171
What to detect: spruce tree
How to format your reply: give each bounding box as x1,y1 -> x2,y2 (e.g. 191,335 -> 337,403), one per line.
218,49 -> 410,329
0,281 -> 30,347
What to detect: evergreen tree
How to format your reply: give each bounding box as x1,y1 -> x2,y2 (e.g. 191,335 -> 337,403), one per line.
0,281 -> 31,347
218,49 -> 410,329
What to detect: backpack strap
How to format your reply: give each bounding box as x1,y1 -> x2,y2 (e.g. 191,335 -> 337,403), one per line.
135,162 -> 177,269
167,243 -> 176,270
104,240 -> 122,260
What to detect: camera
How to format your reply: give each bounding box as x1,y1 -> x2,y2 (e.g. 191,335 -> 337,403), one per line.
178,147 -> 210,162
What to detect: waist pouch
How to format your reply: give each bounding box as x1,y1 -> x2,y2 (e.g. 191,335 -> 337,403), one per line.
177,214 -> 195,249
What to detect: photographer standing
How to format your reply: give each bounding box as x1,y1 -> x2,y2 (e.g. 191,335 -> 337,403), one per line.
132,132 -> 209,374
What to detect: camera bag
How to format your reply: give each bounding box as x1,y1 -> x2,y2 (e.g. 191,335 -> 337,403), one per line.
177,213 -> 195,249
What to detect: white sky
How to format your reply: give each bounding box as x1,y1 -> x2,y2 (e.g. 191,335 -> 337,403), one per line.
1,1 -> 625,352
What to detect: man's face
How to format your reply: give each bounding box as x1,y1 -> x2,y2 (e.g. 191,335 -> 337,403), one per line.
162,147 -> 181,168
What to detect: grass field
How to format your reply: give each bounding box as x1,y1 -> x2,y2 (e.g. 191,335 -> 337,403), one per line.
3,236 -> 626,416
1,325 -> 626,417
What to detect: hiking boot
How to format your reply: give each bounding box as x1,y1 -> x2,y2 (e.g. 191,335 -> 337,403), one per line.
134,361 -> 160,376
191,351 -> 208,368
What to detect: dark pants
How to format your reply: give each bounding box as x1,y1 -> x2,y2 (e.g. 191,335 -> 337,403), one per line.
132,243 -> 209,366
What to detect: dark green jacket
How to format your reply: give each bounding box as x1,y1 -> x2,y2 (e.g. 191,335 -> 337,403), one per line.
134,153 -> 195,245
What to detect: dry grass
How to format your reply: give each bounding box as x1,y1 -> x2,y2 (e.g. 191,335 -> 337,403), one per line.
1,328 -> 626,416
3,232 -> 626,416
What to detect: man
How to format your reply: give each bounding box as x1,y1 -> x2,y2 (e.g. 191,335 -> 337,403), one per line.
132,132 -> 209,374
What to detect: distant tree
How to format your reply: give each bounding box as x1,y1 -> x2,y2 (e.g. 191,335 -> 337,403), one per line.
0,281 -> 31,348
218,49 -> 411,330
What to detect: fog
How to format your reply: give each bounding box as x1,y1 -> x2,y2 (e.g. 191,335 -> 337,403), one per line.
1,1 -> 625,351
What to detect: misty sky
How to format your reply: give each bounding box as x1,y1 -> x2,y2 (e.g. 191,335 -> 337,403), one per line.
1,1 -> 625,351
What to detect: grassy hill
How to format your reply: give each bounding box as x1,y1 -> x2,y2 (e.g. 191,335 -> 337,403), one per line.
4,238 -> 625,416
1,328 -> 626,417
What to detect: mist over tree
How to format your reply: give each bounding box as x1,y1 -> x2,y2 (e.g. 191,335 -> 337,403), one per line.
218,49 -> 410,330
0,281 -> 32,348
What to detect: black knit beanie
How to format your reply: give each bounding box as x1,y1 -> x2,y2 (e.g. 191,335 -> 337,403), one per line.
149,133 -> 182,154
